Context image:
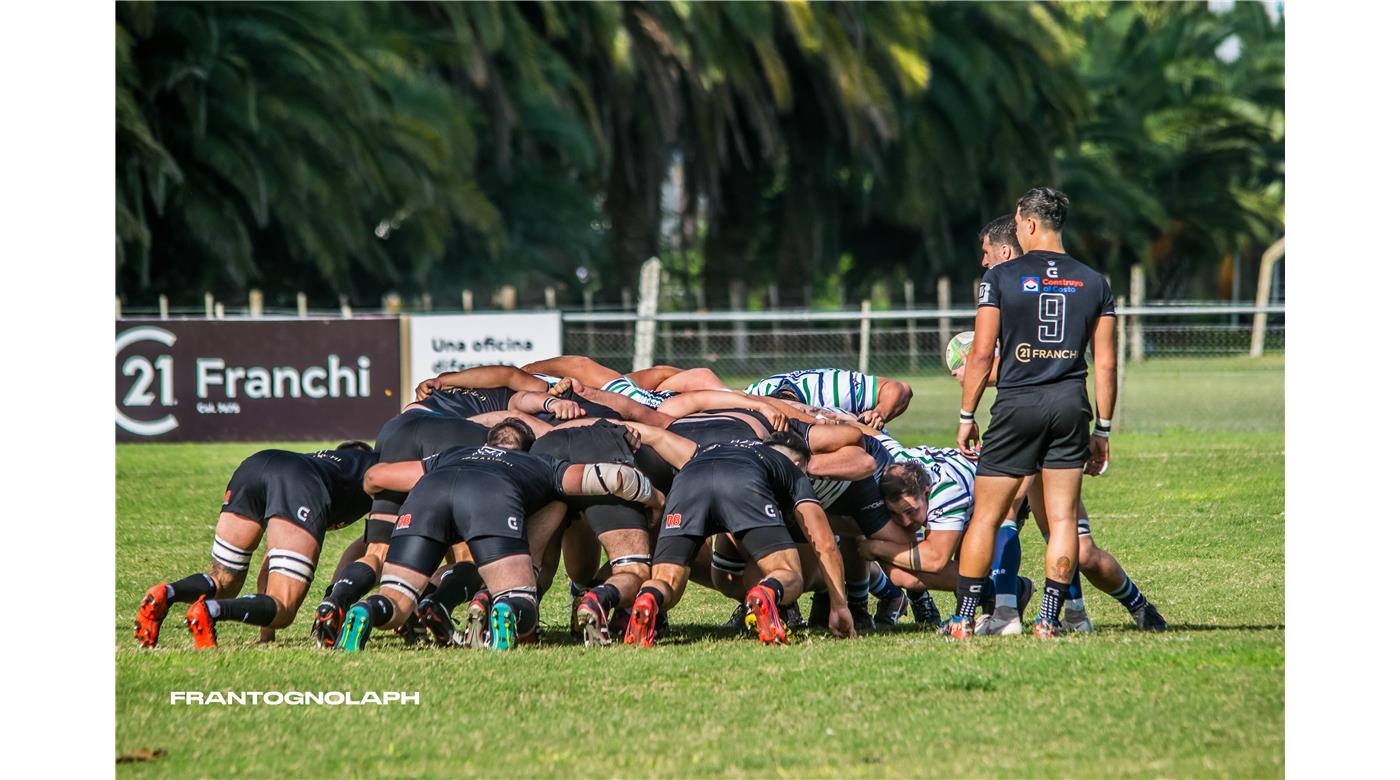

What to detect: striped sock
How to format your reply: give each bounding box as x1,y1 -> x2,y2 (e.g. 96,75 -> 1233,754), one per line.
1108,575 -> 1146,612
1039,579 -> 1068,623
845,578 -> 870,608
869,570 -> 902,601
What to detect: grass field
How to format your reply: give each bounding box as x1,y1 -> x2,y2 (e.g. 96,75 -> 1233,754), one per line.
116,355 -> 1284,777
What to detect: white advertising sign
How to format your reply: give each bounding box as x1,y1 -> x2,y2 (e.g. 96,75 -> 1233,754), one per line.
408,312 -> 562,382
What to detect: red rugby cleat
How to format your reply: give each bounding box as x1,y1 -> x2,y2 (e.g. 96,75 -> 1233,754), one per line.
134,583 -> 170,648
185,596 -> 218,649
743,584 -> 789,646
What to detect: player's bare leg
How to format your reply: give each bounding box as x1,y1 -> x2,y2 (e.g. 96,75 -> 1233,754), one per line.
135,512 -> 261,648
654,367 -> 727,393
949,475 -> 1021,637
522,356 -> 622,389
185,518 -> 321,649
575,528 -> 651,646
1032,467 -> 1083,638
625,366 -> 683,389
744,548 -> 804,645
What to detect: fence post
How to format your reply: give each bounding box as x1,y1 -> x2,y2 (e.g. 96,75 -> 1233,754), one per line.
214,302 -> 225,319
339,295 -> 352,319
633,258 -> 662,371
158,294 -> 169,320
296,292 -> 308,318
115,296 -> 122,318
1250,237 -> 1285,357
904,280 -> 917,373
769,283 -> 781,359
204,292 -> 214,318
858,300 -> 872,375
383,293 -> 402,315
696,287 -> 710,363
419,293 -> 432,312
621,287 -> 633,354
1116,295 -> 1127,431
937,276 -> 951,360
1129,264 -> 1145,363
498,286 -> 516,311
728,280 -> 748,371
582,288 -> 595,356
544,287 -> 556,310
249,289 -> 264,318
461,290 -> 473,312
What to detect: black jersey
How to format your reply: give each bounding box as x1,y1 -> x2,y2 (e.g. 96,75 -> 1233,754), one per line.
421,445 -> 570,514
304,448 -> 380,529
535,389 -> 619,425
977,250 -> 1115,390
687,440 -> 819,509
417,387 -> 516,418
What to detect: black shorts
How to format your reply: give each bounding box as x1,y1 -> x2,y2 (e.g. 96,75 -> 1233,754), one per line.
389,469 -> 532,566
222,450 -> 333,543
978,378 -> 1092,477
652,460 -> 794,566
370,413 -> 489,519
533,421 -> 648,536
827,477 -> 890,536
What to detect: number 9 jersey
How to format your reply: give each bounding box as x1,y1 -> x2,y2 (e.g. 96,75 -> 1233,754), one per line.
977,250 -> 1115,390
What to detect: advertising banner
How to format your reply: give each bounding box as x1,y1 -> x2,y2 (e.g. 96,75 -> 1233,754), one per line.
408,312 -> 561,381
115,318 -> 402,442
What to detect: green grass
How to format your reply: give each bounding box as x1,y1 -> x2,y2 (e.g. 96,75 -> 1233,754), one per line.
116,356 -> 1283,777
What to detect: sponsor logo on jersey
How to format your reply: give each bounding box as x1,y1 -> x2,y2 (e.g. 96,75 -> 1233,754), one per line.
396,514 -> 413,528
1042,277 -> 1083,289
1014,343 -> 1080,363
507,516 -> 520,531
297,506 -> 311,522
664,513 -> 683,528
978,282 -> 991,304
764,503 -> 777,518
1021,276 -> 1040,293
1046,264 -> 1060,278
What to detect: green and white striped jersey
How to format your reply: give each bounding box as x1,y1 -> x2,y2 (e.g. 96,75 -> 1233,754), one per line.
743,369 -> 878,414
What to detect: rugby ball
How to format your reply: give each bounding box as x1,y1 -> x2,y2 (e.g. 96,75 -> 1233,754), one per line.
945,331 -> 975,372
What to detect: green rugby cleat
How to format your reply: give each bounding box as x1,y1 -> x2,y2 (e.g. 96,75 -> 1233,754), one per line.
489,602 -> 517,651
335,603 -> 373,652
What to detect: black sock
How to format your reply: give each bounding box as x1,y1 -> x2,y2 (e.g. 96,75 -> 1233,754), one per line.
638,585 -> 666,609
209,594 -> 278,626
433,564 -> 483,612
593,582 -> 622,612
1040,579 -> 1069,623
758,577 -> 786,605
495,589 -> 539,635
327,562 -> 378,610
955,575 -> 986,619
365,595 -> 396,628
167,573 -> 216,603
1109,575 -> 1146,612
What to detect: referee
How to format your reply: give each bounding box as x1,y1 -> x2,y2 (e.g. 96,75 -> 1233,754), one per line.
948,186 -> 1117,639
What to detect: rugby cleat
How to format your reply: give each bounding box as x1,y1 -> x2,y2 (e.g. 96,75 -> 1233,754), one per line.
722,601 -> 749,631
334,603 -> 373,652
135,583 -> 170,648
1063,601 -> 1094,634
942,614 -> 975,640
743,584 -> 789,646
1130,601 -> 1168,632
310,601 -> 345,648
908,590 -> 941,625
875,589 -> 908,627
1016,577 -> 1037,619
976,606 -> 1024,636
608,605 -> 631,639
849,597 -> 876,632
575,592 -> 612,647
414,598 -> 456,647
781,601 -> 808,631
623,591 -> 660,648
568,592 -> 586,639
1031,616 -> 1063,639
463,591 -> 491,649
489,602 -> 517,651
184,597 -> 218,650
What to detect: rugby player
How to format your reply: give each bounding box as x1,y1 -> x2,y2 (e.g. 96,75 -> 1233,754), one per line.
133,442 -> 378,649
744,368 -> 913,430
970,214 -> 1166,634
622,432 -> 857,647
951,186 -> 1117,639
333,420 -> 661,651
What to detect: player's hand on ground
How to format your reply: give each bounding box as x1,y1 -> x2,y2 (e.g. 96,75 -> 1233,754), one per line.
957,421 -> 980,459
548,398 -> 583,419
828,605 -> 857,639
1086,436 -> 1110,476
857,410 -> 886,430
415,377 -> 443,400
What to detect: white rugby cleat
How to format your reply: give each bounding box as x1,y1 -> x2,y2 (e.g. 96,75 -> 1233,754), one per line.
1063,601 -> 1094,633
975,606 -> 1024,636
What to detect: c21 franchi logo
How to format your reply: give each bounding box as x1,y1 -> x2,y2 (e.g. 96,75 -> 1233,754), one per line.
115,326 -> 179,436
1014,343 -> 1079,363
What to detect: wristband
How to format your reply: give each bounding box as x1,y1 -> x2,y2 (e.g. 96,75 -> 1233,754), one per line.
958,410 -> 976,424
543,397 -> 556,412
1092,418 -> 1111,438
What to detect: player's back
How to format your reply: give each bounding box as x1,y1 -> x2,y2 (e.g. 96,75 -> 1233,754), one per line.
301,448 -> 379,527
979,250 -> 1114,390
422,445 -> 570,514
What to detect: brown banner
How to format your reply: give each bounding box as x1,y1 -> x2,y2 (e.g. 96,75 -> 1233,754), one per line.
115,318 -> 402,442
